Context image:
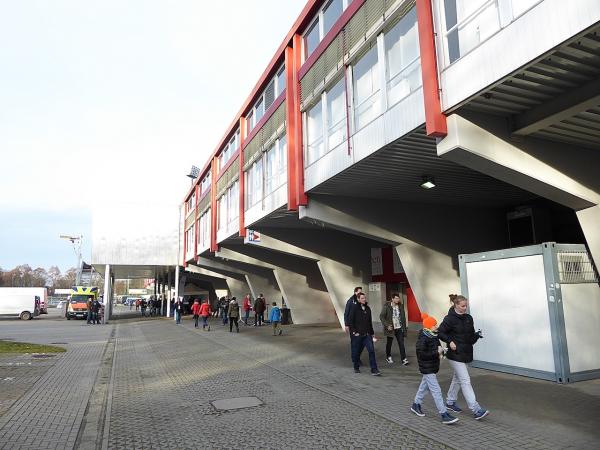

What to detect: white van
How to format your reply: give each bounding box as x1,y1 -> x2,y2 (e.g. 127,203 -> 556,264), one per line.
0,287 -> 48,314
0,293 -> 41,320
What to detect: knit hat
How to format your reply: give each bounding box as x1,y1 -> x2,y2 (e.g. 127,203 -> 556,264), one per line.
421,313 -> 437,329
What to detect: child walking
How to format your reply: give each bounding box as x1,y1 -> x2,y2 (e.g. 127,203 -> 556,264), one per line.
411,313 -> 459,425
269,302 -> 282,335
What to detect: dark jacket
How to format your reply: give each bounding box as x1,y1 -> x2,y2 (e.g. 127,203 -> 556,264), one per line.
379,302 -> 407,338
228,301 -> 240,318
254,297 -> 266,313
437,307 -> 480,363
91,300 -> 101,313
415,329 -> 441,374
348,303 -> 374,336
343,294 -> 358,327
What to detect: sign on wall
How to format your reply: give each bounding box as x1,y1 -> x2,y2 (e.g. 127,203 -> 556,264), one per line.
244,229 -> 261,244
371,248 -> 383,276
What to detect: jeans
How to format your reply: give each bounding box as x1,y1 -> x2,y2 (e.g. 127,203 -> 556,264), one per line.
220,308 -> 228,324
175,310 -> 181,324
272,321 -> 281,335
446,359 -> 481,413
386,328 -> 406,360
193,314 -> 199,328
229,317 -> 239,332
255,312 -> 264,326
350,334 -> 378,372
87,311 -> 92,323
202,316 -> 209,329
244,309 -> 250,323
414,374 -> 447,414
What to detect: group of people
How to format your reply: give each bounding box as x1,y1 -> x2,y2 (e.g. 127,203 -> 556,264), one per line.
344,287 -> 489,425
174,293 -> 285,336
85,297 -> 102,324
136,297 -> 162,317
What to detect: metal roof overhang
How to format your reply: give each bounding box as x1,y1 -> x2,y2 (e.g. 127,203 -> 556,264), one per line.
307,127 -> 537,207
458,24 -> 600,150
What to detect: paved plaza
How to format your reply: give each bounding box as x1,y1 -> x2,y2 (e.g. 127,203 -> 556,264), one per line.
1,309 -> 599,449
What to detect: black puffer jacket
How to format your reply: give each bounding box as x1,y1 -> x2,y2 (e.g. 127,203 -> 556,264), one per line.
415,329 -> 440,374
437,307 -> 480,363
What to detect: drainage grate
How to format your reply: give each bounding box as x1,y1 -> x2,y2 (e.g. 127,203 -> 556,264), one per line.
211,396 -> 263,411
50,342 -> 68,345
31,354 -> 57,358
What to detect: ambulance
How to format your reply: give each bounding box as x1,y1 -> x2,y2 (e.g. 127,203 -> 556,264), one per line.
66,286 -> 98,320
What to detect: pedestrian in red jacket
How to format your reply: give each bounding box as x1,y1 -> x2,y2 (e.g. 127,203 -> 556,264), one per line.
242,294 -> 252,325
191,299 -> 202,328
199,299 -> 211,331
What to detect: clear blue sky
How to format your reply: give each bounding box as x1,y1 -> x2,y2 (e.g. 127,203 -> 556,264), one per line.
0,0 -> 305,272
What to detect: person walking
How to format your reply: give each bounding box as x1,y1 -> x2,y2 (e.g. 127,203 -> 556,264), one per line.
410,313 -> 459,425
380,293 -> 409,365
91,298 -> 101,324
174,298 -> 184,324
437,294 -> 489,420
242,294 -> 252,325
199,299 -> 212,331
344,287 -> 362,362
253,294 -> 266,326
269,302 -> 282,336
191,299 -> 201,328
348,292 -> 381,376
228,297 -> 240,333
86,297 -> 93,324
140,298 -> 147,317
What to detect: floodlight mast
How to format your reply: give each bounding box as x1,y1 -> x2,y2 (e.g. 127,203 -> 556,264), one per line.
59,234 -> 83,285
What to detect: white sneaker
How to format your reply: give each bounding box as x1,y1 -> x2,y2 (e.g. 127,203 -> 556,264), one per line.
402,358 -> 409,365
386,356 -> 394,364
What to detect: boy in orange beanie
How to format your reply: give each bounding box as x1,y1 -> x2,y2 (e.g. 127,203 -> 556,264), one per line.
411,313 -> 459,425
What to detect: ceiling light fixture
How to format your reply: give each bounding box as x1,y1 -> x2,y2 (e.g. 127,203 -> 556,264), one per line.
420,176 -> 436,189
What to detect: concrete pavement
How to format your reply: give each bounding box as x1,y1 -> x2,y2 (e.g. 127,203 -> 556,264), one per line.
1,310 -> 599,449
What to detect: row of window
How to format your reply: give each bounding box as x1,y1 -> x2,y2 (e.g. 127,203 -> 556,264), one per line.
305,8 -> 421,166
185,226 -> 195,258
198,210 -> 210,250
303,0 -> 351,61
247,65 -> 286,134
218,129 -> 241,174
186,192 -> 196,214
200,172 -> 211,195
246,134 -> 288,209
440,0 -> 543,65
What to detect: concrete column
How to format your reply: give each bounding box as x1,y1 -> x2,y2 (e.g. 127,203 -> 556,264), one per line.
244,273 -> 279,304
103,264 -> 110,324
577,205 -> 600,268
170,266 -> 178,318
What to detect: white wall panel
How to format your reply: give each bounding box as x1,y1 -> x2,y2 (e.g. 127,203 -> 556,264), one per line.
243,183 -> 288,228
352,115 -> 386,164
562,284 -> 600,373
383,88 -> 425,144
439,0 -> 600,111
466,255 -> 555,372
305,141 -> 352,191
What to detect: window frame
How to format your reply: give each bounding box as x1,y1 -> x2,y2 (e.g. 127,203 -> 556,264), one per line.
302,0 -> 350,62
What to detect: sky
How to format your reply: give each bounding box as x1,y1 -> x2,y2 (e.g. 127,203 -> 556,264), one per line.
0,0 -> 306,273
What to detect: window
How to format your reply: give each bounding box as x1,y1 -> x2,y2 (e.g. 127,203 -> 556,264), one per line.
246,159 -> 263,208
277,134 -> 287,187
276,65 -> 286,97
353,45 -> 380,130
265,80 -> 275,111
264,142 -> 277,195
200,173 -> 211,194
247,111 -> 254,133
218,195 -> 227,231
303,0 -> 348,61
323,0 -> 343,36
385,8 -> 421,107
326,77 -> 346,150
304,19 -> 321,60
254,97 -> 264,126
227,181 -> 239,227
306,100 -> 324,165
199,211 -> 210,249
443,0 -> 501,64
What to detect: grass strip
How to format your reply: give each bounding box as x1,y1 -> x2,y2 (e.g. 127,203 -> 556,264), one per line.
0,340 -> 66,354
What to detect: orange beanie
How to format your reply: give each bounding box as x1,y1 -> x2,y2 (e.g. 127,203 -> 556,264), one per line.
421,313 -> 437,329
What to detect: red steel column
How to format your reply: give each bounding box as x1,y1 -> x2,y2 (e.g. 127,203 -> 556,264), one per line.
210,158 -> 218,252
193,184 -> 199,262
416,0 -> 447,137
285,44 -> 298,211
238,118 -> 247,237
292,34 -> 308,207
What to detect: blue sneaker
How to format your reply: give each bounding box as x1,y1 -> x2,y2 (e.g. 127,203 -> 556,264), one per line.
440,412 -> 459,424
446,402 -> 462,413
411,403 -> 425,417
474,409 -> 489,420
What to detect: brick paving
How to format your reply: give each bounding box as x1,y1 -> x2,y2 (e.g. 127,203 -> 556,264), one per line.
1,312 -> 599,449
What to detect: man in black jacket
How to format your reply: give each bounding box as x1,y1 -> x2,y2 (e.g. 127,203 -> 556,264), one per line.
348,292 -> 380,375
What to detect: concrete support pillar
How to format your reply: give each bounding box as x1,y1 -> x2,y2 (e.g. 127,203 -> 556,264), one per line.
103,264 -> 111,324
170,266 -> 178,318
577,205 -> 600,269
243,273 -> 280,304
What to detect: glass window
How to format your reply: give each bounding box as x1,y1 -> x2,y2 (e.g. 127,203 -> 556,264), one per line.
353,45 -> 381,130
246,159 -> 263,207
326,77 -> 346,150
247,111 -> 254,133
254,97 -> 264,125
276,66 -> 286,97
235,129 -> 240,150
228,181 -> 239,226
264,144 -> 276,195
323,0 -> 343,36
306,99 -> 324,165
218,195 -> 227,230
385,8 -> 421,107
304,19 -> 320,60
444,0 -> 501,64
277,134 -> 287,187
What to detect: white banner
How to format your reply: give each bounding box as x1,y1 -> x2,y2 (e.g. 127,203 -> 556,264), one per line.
371,248 -> 383,276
